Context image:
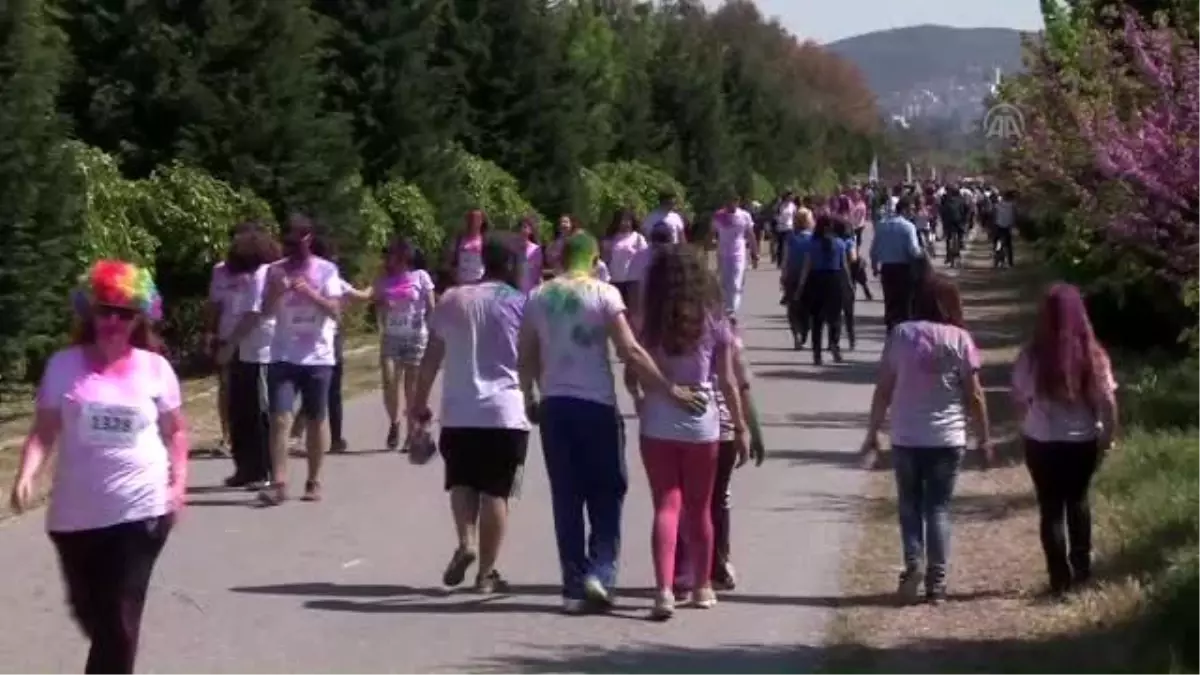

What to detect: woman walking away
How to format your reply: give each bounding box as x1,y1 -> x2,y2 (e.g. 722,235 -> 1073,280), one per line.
519,215 -> 544,293
519,232 -> 705,615
9,260 -> 186,674
217,223 -> 280,489
859,273 -> 994,605
627,222 -> 675,321
373,237 -> 436,451
627,245 -> 750,620
791,214 -> 853,365
713,194 -> 759,317
204,221 -> 258,456
1012,284 -> 1118,597
409,234 -> 530,592
671,315 -> 765,596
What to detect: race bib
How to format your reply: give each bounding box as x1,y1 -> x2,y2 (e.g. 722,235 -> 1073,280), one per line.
80,402 -> 141,448
288,305 -> 321,334
385,308 -> 420,335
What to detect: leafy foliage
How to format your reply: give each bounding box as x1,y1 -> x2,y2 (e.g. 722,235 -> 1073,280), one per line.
0,0 -> 83,385
375,179 -> 441,258
66,142 -> 158,268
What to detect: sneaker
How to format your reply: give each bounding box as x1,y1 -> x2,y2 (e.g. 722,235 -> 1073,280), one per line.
712,562 -> 737,591
329,439 -> 348,454
474,570 -> 511,595
562,597 -> 589,615
442,548 -> 477,587
224,474 -> 253,489
301,480 -> 322,502
257,482 -> 287,507
831,348 -> 844,364
897,569 -> 922,603
692,586 -> 718,609
213,439 -> 230,457
649,590 -> 675,621
583,576 -> 614,611
926,588 -> 947,606
386,423 -> 401,451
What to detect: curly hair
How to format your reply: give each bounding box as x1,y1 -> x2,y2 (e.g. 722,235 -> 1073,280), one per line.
640,244 -> 722,356
226,223 -> 281,274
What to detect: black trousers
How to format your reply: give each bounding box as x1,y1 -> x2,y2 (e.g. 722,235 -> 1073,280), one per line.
805,270 -> 844,359
1023,438 -> 1101,590
329,359 -> 344,443
993,227 -> 1014,266
51,515 -> 173,674
229,360 -> 271,482
842,277 -> 857,348
880,262 -> 916,332
772,231 -> 789,267
711,440 -> 738,576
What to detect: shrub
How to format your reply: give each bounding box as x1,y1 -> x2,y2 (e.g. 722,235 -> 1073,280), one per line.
375,178 -> 442,260
741,170 -> 776,205
433,145 -> 538,233
589,160 -> 691,220
65,141 -> 158,268
358,184 -> 393,260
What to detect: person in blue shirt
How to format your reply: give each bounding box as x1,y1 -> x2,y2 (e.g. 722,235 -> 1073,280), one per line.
780,211 -> 814,349
870,195 -> 925,332
833,217 -> 864,352
790,214 -> 853,365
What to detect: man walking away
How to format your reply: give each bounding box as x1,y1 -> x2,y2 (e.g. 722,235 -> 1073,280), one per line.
993,191 -> 1016,268
870,195 -> 924,332
772,191 -> 796,268
938,185 -> 969,266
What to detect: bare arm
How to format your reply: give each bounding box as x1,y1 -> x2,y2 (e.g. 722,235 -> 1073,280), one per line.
410,334 -> 446,418
962,370 -> 992,450
607,312 -> 676,397
158,407 -> 190,508
864,363 -> 897,440
517,315 -> 541,410
9,410 -> 61,512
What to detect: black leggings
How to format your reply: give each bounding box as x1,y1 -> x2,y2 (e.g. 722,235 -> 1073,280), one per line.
51,515 -> 173,674
1023,438 -> 1101,589
329,359 -> 344,443
229,360 -> 271,482
805,270 -> 845,359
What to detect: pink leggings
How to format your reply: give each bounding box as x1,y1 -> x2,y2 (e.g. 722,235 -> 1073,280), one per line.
639,436 -> 720,591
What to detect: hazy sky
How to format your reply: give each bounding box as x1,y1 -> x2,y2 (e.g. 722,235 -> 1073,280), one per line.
700,0 -> 1046,44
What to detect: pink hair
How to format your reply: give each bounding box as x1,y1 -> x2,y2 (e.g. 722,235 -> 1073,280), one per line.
1027,283 -> 1109,402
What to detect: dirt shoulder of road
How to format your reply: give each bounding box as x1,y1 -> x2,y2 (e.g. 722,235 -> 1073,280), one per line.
821,241 -> 1150,672
0,336 -> 386,521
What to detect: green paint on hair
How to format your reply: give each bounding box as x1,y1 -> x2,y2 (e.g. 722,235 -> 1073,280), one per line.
561,232 -> 598,273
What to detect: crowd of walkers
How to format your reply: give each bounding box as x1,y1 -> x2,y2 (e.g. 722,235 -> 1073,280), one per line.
7,179 -> 1118,673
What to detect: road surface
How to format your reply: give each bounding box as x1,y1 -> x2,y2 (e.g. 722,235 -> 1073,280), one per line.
0,260 -> 885,674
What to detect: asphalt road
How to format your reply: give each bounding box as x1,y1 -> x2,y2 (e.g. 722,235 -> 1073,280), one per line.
0,259 -> 885,674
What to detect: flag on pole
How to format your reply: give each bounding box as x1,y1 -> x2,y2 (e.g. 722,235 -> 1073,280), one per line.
868,156 -> 879,183
905,162 -> 913,184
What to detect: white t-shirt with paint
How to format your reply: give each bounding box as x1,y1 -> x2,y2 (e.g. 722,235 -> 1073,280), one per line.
525,276 -> 626,407
231,264 -> 277,364
775,202 -> 796,232
640,209 -> 685,243
269,256 -> 344,367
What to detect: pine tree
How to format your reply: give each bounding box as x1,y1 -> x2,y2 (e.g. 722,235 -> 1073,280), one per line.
0,0 -> 84,385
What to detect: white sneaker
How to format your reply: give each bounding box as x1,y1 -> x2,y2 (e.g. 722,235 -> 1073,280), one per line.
650,589 -> 675,620
583,576 -> 614,610
692,586 -> 718,609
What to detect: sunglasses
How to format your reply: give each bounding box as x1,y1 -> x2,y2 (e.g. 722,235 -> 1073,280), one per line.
95,305 -> 139,321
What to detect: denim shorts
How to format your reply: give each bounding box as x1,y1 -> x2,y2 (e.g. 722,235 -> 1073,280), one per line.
267,362 -> 334,419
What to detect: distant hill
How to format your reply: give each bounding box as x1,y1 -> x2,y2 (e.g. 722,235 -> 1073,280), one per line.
826,25 -> 1027,122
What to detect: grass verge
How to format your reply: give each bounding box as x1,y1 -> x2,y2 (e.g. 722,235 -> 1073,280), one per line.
0,335 -> 386,521
825,239 -> 1199,673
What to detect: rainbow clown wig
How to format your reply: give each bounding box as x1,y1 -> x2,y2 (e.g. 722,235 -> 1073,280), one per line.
71,259 -> 163,321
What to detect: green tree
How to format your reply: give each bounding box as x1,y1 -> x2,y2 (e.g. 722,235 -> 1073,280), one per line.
0,0 -> 84,383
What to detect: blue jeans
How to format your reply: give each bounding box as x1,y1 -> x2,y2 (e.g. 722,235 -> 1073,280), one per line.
539,397 -> 627,599
892,446 -> 963,586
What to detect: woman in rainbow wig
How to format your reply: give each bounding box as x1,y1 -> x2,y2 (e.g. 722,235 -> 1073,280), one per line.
9,259 -> 188,674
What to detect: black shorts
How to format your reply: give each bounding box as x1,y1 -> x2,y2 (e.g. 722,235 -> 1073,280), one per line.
440,427 -> 530,499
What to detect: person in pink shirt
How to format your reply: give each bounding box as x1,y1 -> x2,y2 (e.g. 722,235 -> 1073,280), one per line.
9,260 -> 187,674
1011,284 -> 1118,596
850,190 -> 869,249
859,273 -> 993,605
203,222 -> 257,456
373,237 -> 436,451
601,208 -> 647,306
712,195 -> 759,316
518,215 -> 544,293
626,245 -> 750,620
440,209 -> 489,291
544,214 -> 575,277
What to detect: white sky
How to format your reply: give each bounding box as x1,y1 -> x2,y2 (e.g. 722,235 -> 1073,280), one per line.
700,0 -> 1046,44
